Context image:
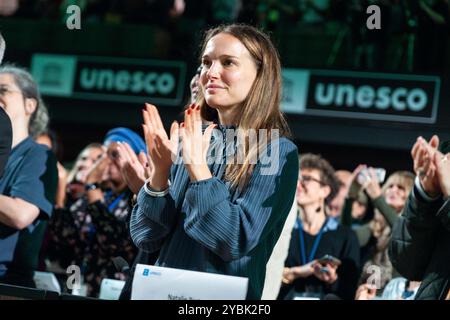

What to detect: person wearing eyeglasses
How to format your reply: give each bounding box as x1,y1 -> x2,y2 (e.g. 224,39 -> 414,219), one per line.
279,153 -> 360,300
0,65 -> 57,288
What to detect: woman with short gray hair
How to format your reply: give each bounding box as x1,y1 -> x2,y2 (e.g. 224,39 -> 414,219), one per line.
0,64 -> 57,288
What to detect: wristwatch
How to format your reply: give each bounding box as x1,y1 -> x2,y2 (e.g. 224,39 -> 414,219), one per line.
85,183 -> 101,191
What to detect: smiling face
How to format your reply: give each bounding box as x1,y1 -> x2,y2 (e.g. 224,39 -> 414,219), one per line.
384,179 -> 408,212
200,33 -> 258,117
381,173 -> 413,213
0,73 -> 26,123
0,72 -> 38,133
297,168 -> 331,207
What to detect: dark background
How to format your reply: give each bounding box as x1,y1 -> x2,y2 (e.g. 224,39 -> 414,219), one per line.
1,0 -> 449,175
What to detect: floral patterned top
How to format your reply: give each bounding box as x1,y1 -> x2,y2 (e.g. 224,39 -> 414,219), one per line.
46,187 -> 137,297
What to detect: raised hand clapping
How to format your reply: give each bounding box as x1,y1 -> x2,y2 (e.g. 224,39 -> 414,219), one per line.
142,103 -> 179,190
114,142 -> 152,194
411,135 -> 440,197
180,103 -> 216,181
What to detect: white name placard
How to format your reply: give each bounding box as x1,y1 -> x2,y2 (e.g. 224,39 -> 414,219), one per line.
131,264 -> 248,300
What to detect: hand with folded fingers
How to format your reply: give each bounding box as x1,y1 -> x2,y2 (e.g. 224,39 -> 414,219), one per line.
282,262 -> 316,284
282,267 -> 296,285
180,103 -> 216,182
312,261 -> 338,284
355,283 -> 377,300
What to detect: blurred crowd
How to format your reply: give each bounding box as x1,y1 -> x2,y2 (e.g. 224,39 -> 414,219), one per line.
29,116 -> 450,299
0,5 -> 449,300
0,0 -> 449,73
0,58 -> 448,299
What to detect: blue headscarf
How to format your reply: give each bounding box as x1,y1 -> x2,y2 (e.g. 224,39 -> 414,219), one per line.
104,127 -> 146,154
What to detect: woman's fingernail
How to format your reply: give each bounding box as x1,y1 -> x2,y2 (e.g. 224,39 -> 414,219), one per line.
181,122 -> 185,127
196,105 -> 200,110
145,162 -> 149,167
187,109 -> 191,115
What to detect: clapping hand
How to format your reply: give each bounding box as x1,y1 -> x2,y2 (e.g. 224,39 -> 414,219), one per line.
142,103 -> 179,190
114,142 -> 153,194
180,103 -> 216,182
433,149 -> 450,199
411,135 -> 440,197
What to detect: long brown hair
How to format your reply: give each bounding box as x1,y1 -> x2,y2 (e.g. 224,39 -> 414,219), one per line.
196,24 -> 291,190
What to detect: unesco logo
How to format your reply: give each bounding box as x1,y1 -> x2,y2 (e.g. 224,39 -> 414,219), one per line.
143,268 -> 162,277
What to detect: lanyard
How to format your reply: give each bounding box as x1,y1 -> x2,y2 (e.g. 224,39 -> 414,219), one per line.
298,217 -> 328,265
106,191 -> 126,212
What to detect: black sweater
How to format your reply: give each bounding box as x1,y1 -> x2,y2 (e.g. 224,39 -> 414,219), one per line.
279,221 -> 361,300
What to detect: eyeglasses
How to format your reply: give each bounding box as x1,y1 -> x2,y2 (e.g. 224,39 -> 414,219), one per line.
299,175 -> 324,185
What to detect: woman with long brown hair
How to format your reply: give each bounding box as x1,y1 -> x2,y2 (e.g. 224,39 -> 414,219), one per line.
130,24 -> 299,299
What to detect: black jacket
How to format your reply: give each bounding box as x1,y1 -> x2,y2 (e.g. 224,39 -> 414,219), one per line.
389,185 -> 450,300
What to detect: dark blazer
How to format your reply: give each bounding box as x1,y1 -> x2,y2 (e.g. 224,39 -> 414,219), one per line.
389,184 -> 450,299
